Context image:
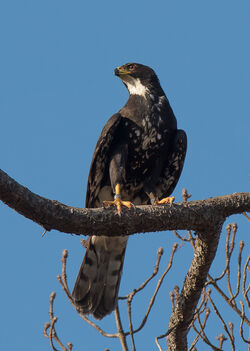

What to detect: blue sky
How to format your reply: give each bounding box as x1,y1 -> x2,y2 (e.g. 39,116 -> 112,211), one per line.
0,1 -> 249,350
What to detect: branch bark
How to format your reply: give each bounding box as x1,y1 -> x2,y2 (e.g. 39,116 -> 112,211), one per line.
1,168 -> 250,350
167,224 -> 223,350
0,169 -> 249,236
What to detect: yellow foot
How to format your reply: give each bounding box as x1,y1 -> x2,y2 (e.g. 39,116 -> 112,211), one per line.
154,196 -> 175,205
103,197 -> 133,216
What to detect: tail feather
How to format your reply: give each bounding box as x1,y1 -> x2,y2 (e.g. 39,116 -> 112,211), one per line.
72,236 -> 127,319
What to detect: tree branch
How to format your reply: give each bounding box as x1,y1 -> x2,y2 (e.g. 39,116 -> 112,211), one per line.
0,169 -> 249,236
1,169 -> 249,350
166,223 -> 224,350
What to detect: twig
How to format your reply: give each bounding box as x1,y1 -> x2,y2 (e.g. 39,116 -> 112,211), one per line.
188,230 -> 196,250
194,288 -> 209,320
230,240 -> 244,304
57,250 -> 117,338
192,308 -> 221,351
188,287 -> 209,349
207,290 -> 235,350
41,229 -> 47,237
169,291 -> 175,311
242,212 -> 250,222
216,334 -> 227,349
189,307 -> 210,350
127,295 -> 136,351
129,243 -> 178,336
182,188 -> 192,202
114,307 -> 129,351
197,308 -> 219,350
174,285 -> 180,304
119,246 -> 172,349
242,256 -> 250,309
228,322 -> 235,346
49,291 -> 56,320
173,230 -> 190,242
43,292 -> 72,351
239,301 -> 250,345
207,224 -> 232,284
119,247 -> 164,300
226,223 -> 238,304
155,326 -> 176,351
207,274 -> 250,326
49,317 -> 60,351
196,308 -> 215,349
206,224 -> 250,327
155,335 -> 164,351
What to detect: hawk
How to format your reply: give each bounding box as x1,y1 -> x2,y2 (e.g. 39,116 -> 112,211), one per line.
72,63 -> 187,319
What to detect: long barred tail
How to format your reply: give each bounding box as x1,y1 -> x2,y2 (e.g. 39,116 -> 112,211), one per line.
72,236 -> 128,320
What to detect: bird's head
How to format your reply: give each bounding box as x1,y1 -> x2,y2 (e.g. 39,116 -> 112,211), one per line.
114,63 -> 161,97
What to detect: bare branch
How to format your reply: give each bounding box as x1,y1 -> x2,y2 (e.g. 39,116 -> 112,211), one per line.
1,171 -> 249,350
242,212 -> 250,222
0,169 -> 249,236
155,326 -> 177,351
207,274 -> 250,326
182,188 -> 192,202
114,307 -> 129,351
44,292 -> 72,351
57,251 -> 117,339
230,240 -> 244,303
130,243 -> 178,336
206,223 -> 250,330
216,334 -> 227,349
193,288 -> 209,322
155,335 -> 164,351
228,322 -> 235,347
119,247 -> 164,300
127,296 -> 136,351
166,223 -> 224,350
207,290 -> 235,350
173,230 -> 190,246
239,301 -> 250,345
226,223 -> 238,304
190,309 -> 221,351
119,249 -> 165,349
189,306 -> 210,350
169,291 -> 175,311
208,224 -> 232,283
242,256 -> 250,309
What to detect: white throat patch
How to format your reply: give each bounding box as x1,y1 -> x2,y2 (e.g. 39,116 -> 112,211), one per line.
125,77 -> 149,97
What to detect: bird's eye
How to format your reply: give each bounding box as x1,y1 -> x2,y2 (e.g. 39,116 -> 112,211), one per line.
128,64 -> 135,70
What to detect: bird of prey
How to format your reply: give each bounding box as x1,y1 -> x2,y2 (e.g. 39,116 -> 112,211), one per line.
72,63 -> 187,319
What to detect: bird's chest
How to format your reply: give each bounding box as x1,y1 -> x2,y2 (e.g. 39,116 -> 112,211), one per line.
124,112 -> 167,174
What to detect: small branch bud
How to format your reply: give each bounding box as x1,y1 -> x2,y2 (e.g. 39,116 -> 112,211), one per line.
62,249 -> 68,258
157,247 -> 164,255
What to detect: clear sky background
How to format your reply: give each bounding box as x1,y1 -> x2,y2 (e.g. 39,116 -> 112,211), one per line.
0,1 -> 249,350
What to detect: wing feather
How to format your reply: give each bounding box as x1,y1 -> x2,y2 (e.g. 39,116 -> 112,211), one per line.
85,113 -> 122,208
155,129 -> 187,199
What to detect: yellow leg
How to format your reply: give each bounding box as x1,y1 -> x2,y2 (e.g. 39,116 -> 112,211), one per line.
103,184 -> 132,215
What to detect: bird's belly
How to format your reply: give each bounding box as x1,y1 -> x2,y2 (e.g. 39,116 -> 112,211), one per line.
123,120 -> 169,194
124,144 -> 165,193
126,134 -> 166,172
